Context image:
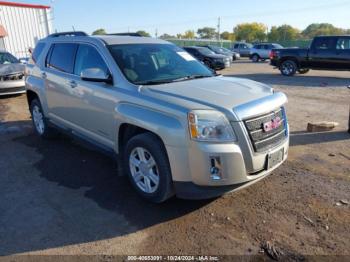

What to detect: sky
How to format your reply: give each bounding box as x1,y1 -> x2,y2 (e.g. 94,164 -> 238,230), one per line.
19,0 -> 350,36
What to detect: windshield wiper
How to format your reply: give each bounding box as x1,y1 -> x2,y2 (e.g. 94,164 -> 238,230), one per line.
171,74 -> 213,82
135,79 -> 174,85
135,75 -> 213,85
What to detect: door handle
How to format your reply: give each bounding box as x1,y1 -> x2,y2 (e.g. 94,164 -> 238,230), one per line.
41,72 -> 47,79
69,80 -> 77,88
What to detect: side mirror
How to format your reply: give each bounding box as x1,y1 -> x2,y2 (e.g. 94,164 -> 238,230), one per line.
81,68 -> 113,84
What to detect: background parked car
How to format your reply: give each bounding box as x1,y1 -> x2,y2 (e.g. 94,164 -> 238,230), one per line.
0,51 -> 25,96
183,46 -> 231,70
232,42 -> 253,57
200,45 -> 240,62
250,43 -> 283,62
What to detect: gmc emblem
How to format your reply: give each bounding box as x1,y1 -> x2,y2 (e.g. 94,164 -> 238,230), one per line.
263,116 -> 282,132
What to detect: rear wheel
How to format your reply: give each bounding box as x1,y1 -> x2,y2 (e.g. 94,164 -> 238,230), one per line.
280,60 -> 297,76
298,68 -> 310,74
29,99 -> 56,138
124,133 -> 174,203
251,54 -> 260,62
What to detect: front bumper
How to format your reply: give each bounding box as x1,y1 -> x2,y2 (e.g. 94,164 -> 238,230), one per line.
270,59 -> 280,67
233,53 -> 240,60
213,60 -> 230,69
0,80 -> 25,96
167,137 -> 289,199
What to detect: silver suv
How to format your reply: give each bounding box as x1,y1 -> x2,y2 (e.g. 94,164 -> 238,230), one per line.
26,32 -> 289,203
250,43 -> 283,62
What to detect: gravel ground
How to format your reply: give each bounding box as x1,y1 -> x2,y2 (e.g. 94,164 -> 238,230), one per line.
0,60 -> 349,260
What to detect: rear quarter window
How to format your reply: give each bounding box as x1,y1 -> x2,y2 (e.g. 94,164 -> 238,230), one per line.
47,43 -> 78,73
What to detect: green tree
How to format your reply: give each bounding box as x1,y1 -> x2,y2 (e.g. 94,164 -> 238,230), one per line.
92,28 -> 107,35
197,27 -> 216,39
159,33 -> 175,39
220,31 -> 235,41
234,23 -> 267,42
136,30 -> 151,37
268,25 -> 300,42
183,30 -> 196,39
302,23 -> 345,38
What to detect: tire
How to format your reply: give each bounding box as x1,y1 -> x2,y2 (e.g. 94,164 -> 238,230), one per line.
29,98 -> 57,138
298,68 -> 310,74
280,60 -> 297,76
251,54 -> 260,62
204,60 -> 212,69
123,133 -> 174,203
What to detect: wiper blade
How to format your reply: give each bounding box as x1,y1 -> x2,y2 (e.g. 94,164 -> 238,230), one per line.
171,75 -> 213,82
135,80 -> 173,85
135,75 -> 213,85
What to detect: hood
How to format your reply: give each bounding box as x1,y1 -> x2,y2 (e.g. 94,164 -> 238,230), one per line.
0,63 -> 25,76
145,76 -> 273,113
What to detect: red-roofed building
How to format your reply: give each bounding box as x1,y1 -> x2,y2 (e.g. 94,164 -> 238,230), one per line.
0,1 -> 52,58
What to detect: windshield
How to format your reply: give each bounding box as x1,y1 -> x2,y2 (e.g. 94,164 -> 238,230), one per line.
210,46 -> 228,54
108,44 -> 214,85
197,47 -> 215,56
0,52 -> 19,64
273,44 -> 284,49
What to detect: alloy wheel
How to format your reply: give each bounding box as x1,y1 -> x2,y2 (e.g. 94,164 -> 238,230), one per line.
32,105 -> 45,135
129,147 -> 160,194
281,62 -> 295,75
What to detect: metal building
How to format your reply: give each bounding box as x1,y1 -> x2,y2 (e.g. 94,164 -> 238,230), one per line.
0,1 -> 52,58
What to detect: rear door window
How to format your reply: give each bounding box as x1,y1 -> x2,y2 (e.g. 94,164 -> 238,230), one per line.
47,43 -> 78,73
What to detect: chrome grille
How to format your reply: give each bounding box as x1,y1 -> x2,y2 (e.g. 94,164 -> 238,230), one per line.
0,73 -> 24,81
244,108 -> 287,152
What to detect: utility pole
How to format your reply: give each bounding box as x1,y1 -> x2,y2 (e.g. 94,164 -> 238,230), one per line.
217,17 -> 221,46
155,28 -> 158,39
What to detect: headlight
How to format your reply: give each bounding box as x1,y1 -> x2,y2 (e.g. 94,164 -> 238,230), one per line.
188,110 -> 236,142
214,58 -> 224,62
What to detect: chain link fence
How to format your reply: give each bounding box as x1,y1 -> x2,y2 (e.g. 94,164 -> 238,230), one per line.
166,38 -> 312,49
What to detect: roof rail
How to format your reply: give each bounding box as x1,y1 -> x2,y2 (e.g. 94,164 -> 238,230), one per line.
48,31 -> 88,38
106,33 -> 143,37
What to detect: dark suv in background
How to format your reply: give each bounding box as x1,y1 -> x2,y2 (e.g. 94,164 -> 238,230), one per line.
183,46 -> 231,70
232,42 -> 252,57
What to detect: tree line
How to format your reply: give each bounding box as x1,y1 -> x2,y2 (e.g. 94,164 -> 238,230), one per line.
92,23 -> 350,42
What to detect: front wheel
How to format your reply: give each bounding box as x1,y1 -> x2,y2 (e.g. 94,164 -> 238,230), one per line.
124,133 -> 174,203
280,60 -> 297,76
298,68 -> 310,74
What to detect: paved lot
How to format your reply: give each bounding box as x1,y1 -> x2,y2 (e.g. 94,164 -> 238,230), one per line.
0,60 -> 349,258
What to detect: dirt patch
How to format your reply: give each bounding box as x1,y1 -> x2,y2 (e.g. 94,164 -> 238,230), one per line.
0,63 -> 349,257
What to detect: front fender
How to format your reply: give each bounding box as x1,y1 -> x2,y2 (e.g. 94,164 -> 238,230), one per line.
115,102 -> 187,151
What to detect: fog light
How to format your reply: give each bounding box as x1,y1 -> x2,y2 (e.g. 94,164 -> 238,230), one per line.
210,156 -> 222,180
